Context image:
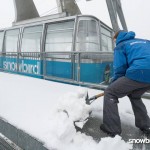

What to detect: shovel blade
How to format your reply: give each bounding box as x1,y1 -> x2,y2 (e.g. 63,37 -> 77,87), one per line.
85,92 -> 91,105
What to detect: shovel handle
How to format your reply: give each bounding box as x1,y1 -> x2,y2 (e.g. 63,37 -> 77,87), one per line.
86,92 -> 105,105
95,92 -> 104,99
88,92 -> 104,101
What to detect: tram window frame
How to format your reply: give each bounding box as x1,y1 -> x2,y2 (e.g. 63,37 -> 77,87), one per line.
76,17 -> 100,52
4,29 -> 20,54
0,31 -> 4,53
45,20 -> 75,59
21,25 -> 43,57
101,26 -> 113,52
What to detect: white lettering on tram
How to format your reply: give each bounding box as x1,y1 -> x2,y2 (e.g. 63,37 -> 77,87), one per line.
3,60 -> 40,75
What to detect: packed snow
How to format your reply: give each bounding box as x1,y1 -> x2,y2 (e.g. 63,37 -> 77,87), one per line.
0,72 -> 150,150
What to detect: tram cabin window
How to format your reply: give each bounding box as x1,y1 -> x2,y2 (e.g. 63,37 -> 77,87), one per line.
4,29 -> 19,53
21,25 -> 43,53
45,21 -> 74,58
101,27 -> 113,51
76,19 -> 100,52
0,31 -> 4,52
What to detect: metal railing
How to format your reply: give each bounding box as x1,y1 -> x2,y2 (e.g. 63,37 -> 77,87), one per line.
0,51 -> 113,84
43,51 -> 113,87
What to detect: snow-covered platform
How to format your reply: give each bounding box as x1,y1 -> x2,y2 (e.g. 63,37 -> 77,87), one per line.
0,72 -> 150,150
81,115 -> 150,150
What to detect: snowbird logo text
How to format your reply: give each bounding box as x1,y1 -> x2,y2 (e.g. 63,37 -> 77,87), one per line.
128,138 -> 150,144
3,60 -> 40,75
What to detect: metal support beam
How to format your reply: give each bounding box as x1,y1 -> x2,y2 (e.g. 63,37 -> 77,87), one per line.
116,0 -> 128,31
106,0 -> 127,32
56,0 -> 81,16
56,0 -> 63,13
13,0 -> 39,23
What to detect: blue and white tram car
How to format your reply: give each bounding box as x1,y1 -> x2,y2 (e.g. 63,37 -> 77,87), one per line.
0,14 -> 114,88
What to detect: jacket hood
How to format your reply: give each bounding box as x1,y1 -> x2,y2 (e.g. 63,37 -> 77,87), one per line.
116,31 -> 135,45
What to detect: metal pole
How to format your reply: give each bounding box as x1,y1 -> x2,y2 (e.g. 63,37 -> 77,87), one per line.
56,0 -> 64,13
77,53 -> 81,83
106,0 -> 120,32
116,0 -> 128,31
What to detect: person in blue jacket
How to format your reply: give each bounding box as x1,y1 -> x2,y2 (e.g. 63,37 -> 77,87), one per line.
100,30 -> 150,137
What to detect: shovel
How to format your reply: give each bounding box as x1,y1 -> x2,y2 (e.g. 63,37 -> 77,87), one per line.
74,92 -> 104,130
85,92 -> 104,105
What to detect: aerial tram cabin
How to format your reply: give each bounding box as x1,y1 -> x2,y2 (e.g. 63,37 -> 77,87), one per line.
0,13 -> 114,88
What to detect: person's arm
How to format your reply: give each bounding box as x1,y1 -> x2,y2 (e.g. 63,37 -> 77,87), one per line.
112,45 -> 128,82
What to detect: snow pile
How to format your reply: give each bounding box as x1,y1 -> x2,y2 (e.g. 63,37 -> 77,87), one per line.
57,88 -> 91,122
57,134 -> 132,150
43,88 -> 92,148
97,135 -> 132,150
43,88 -> 132,150
42,110 -> 76,148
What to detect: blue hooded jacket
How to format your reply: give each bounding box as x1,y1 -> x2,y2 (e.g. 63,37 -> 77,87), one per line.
113,30 -> 150,83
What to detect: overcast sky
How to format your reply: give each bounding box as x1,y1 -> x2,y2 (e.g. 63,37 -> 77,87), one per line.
0,0 -> 150,39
